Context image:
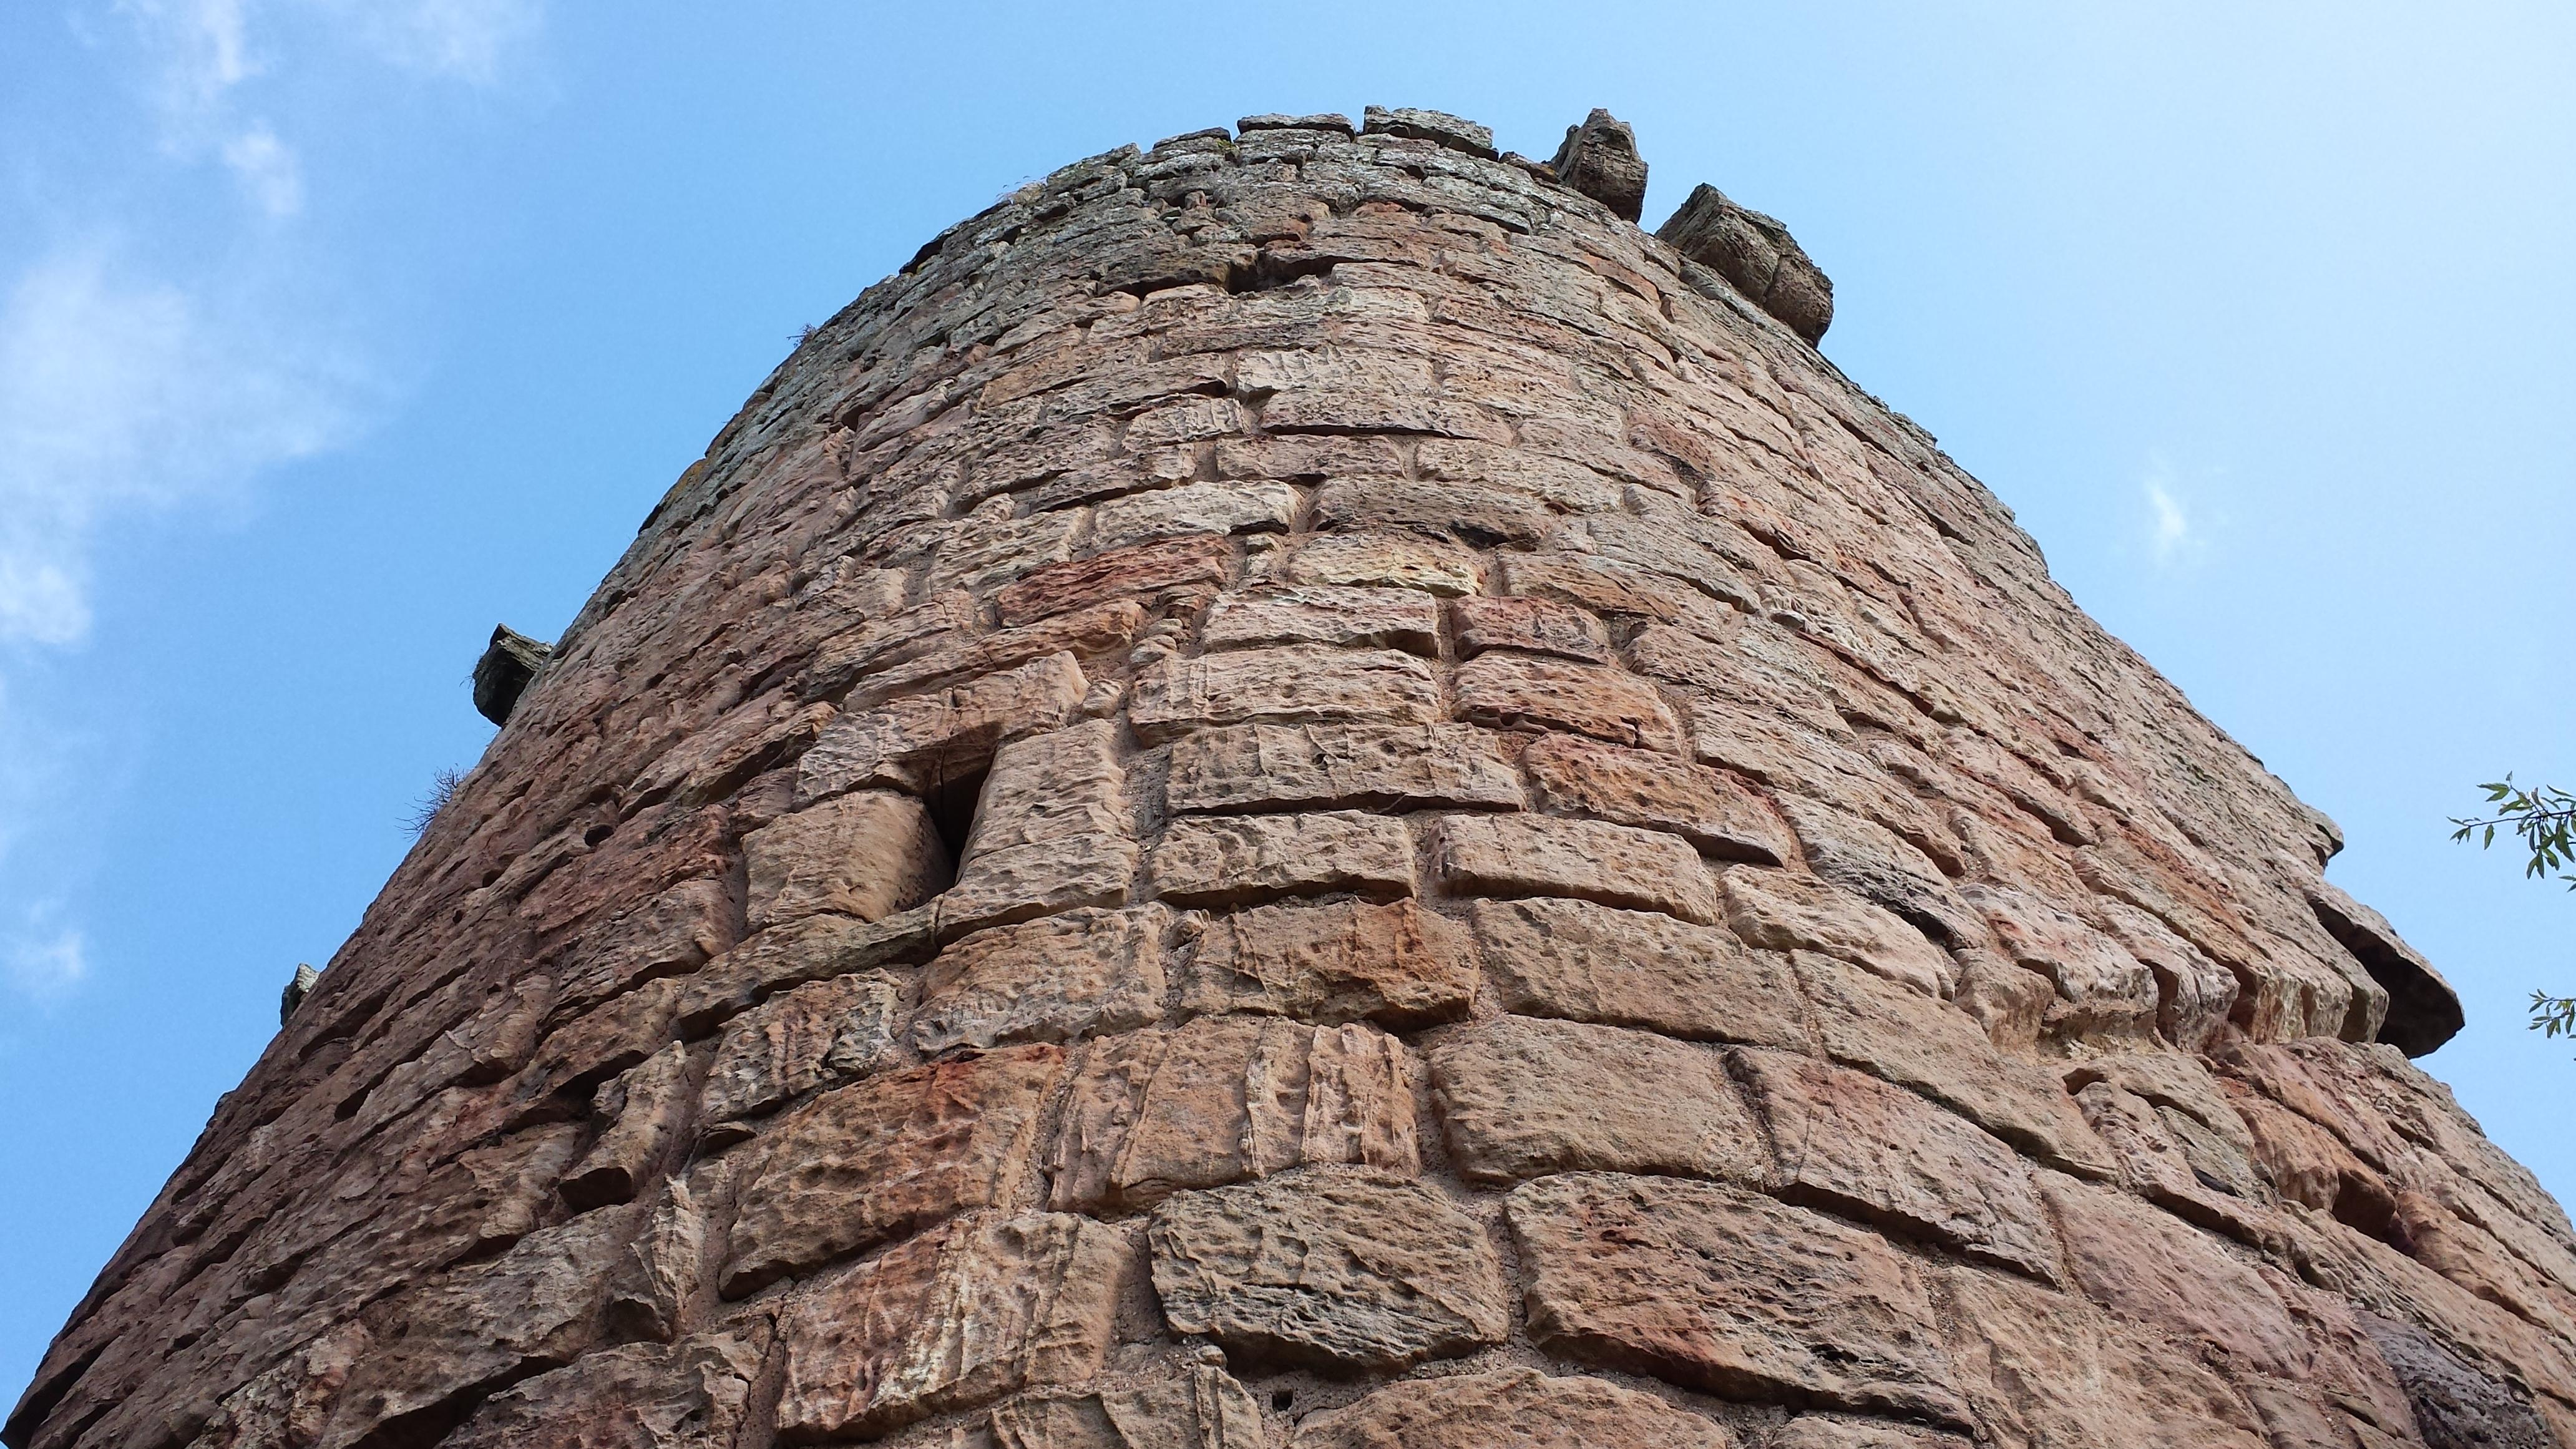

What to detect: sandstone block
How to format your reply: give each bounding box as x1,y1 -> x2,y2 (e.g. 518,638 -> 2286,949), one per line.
1289,1366 -> 1731,1448
1286,532 -> 1485,595
1507,1173 -> 1968,1426
1524,734 -> 1791,862
721,1045 -> 1061,1295
1961,882 -> 2158,1037
1733,1050 -> 2060,1281
1498,550 -> 1740,640
700,968 -> 906,1137
1720,866 -> 1956,1000
776,1212 -> 1128,1441
1548,109 -> 1648,222
442,1325 -> 769,1449
559,879 -> 736,1013
989,1361 -> 1267,1449
1659,182 -> 1834,343
1131,646 -> 1442,743
2039,1174 -> 2311,1377
1450,594 -> 1610,662
794,653 -> 1088,804
1469,895 -> 1808,1047
1150,811 -> 1416,907
995,535 -> 1234,628
1362,105 -> 1496,158
320,1208 -> 632,1448
1430,1015 -> 1763,1186
603,1171 -> 714,1343
1772,796 -> 1976,947
1313,474 -> 1552,548
744,790 -> 950,930
1771,1420 -> 1969,1449
1165,721 -> 1523,815
1181,896 -> 1475,1027
1148,1170 -> 1509,1368
1435,813 -> 1720,924
940,721 -> 1138,936
1049,1016 -> 1418,1211
834,600 -> 1144,708
1200,585 -> 1441,655
1792,952 -> 2110,1178
675,909 -> 935,1036
1945,1267 -> 2270,1448
561,1040 -> 695,1210
911,905 -> 1168,1054
1452,651 -> 1680,749
1091,480 -> 1300,549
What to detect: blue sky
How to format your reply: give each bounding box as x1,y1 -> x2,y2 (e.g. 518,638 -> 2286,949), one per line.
4,0 -> 2572,1393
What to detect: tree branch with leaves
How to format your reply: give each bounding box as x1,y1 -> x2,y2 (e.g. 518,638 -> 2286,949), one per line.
2451,775 -> 2576,1042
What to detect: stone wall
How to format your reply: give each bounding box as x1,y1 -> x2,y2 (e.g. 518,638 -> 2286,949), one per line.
10,106 -> 2573,1449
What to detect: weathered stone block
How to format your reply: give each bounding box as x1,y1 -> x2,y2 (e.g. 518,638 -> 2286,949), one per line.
1734,1049 -> 2061,1281
744,790 -> 949,930
721,1045 -> 1061,1295
1548,109 -> 1648,222
1469,895 -> 1808,1047
1179,896 -> 1475,1027
1313,475 -> 1552,548
1289,1367 -> 1730,1448
1435,814 -> 1720,924
562,1040 -> 695,1209
1719,866 -> 1956,1000
1286,532 -> 1485,595
1430,1015 -> 1763,1186
1450,593 -> 1610,662
1091,479 -> 1300,549
911,905 -> 1168,1054
1148,1170 -> 1509,1368
675,909 -> 935,1036
1659,182 -> 1835,343
1792,952 -> 2110,1179
1049,1016 -> 1418,1211
1452,652 -> 1680,749
1524,734 -> 1790,862
794,653 -> 1087,804
1165,721 -> 1523,815
989,1360 -> 1268,1449
442,1325 -> 769,1449
1507,1173 -> 1968,1426
700,970 -> 907,1133
775,1212 -> 1128,1440
1131,646 -> 1442,743
1200,584 -> 1441,655
994,535 -> 1234,627
1151,811 -> 1417,907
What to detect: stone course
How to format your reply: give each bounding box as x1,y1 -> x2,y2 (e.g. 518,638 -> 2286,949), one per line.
11,103 -> 2563,1449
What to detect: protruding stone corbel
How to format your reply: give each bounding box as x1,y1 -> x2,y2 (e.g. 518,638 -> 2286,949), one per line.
2305,878 -> 2464,1056
1549,109 -> 1649,222
280,962 -> 320,1026
1658,183 -> 1835,344
473,624 -> 554,726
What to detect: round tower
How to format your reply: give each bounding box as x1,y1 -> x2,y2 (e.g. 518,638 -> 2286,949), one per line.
11,106 -> 2571,1449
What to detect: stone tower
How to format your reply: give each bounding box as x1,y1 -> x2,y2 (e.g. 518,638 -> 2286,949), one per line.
11,106 -> 2574,1449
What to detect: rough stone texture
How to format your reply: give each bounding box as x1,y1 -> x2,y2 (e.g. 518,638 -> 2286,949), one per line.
1549,109 -> 1649,222
1508,1174 -> 1969,1427
1430,1015 -> 1764,1186
775,1212 -> 1128,1440
1149,1170 -> 1509,1369
1048,1015 -> 1418,1211
1470,895 -> 1808,1046
16,106 -> 2545,1449
1290,1367 -> 1730,1448
1180,897 -> 1475,1027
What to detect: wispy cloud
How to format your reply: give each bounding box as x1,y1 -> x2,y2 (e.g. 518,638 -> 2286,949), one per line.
2146,477 -> 2192,565
4,920 -> 89,1003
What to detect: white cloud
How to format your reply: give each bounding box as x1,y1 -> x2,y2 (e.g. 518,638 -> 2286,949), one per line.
347,0 -> 543,85
2146,477 -> 2192,565
220,122 -> 304,216
0,246 -> 359,646
5,922 -> 88,1003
